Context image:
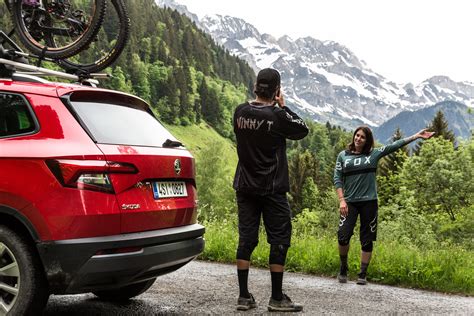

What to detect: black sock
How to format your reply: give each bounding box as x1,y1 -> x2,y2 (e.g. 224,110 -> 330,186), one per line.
359,262 -> 369,278
340,255 -> 348,274
237,269 -> 250,298
271,271 -> 283,301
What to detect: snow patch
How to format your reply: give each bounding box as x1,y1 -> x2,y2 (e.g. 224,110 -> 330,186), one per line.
289,90 -> 333,114
304,62 -> 376,99
239,37 -> 264,48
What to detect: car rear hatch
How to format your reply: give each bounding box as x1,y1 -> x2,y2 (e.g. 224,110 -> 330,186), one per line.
63,90 -> 198,234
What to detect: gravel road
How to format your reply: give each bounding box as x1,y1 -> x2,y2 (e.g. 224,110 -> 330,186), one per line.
45,260 -> 474,315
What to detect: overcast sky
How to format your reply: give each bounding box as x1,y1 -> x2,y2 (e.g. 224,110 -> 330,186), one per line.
175,0 -> 473,85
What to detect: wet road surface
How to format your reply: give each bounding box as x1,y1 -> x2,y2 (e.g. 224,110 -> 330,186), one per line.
44,260 -> 474,315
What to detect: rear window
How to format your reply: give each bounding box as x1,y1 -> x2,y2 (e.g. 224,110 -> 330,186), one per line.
70,101 -> 178,147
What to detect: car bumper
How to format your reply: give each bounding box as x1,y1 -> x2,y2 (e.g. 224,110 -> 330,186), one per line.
37,223 -> 205,294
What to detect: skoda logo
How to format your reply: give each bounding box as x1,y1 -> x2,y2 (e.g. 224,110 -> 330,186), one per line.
174,159 -> 181,175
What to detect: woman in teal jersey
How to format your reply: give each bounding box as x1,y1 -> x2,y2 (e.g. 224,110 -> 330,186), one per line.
333,125 -> 434,285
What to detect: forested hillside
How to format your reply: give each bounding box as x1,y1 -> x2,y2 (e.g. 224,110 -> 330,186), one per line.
108,0 -> 255,138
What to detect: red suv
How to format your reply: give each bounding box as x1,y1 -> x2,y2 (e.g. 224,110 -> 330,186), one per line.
0,74 -> 204,314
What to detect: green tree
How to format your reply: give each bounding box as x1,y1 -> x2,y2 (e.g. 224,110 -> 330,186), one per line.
400,138 -> 473,221
174,65 -> 189,121
148,61 -> 169,102
288,121 -> 342,189
288,150 -> 321,214
379,186 -> 436,248
195,140 -> 235,221
106,66 -> 132,93
309,124 -> 334,187
163,72 -> 180,123
301,177 -> 320,211
139,37 -> 152,64
414,110 -> 456,154
376,127 -> 408,205
201,81 -> 221,128
429,110 -> 456,143
129,54 -> 151,101
379,127 -> 408,177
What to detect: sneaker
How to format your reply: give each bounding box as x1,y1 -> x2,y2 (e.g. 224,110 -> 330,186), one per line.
237,293 -> 257,311
338,264 -> 348,283
337,273 -> 348,283
268,293 -> 303,312
356,273 -> 367,285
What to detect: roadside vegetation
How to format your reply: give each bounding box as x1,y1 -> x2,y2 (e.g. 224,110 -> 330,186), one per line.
192,113 -> 474,295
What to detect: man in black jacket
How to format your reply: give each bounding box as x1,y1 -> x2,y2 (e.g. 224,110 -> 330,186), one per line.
233,68 -> 308,312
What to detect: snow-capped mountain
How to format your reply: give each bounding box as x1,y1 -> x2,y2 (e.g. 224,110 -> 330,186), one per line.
158,0 -> 474,130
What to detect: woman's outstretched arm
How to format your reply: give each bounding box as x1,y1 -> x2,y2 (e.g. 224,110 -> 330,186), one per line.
376,129 -> 435,157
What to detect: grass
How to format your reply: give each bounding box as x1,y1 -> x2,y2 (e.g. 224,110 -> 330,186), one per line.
164,122 -> 237,167
200,218 -> 474,295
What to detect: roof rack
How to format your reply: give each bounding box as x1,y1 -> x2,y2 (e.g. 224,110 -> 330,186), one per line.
0,31 -> 109,86
0,58 -> 109,86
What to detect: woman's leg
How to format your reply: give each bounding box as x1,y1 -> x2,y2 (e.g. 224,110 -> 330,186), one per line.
358,200 -> 378,284
337,203 -> 358,282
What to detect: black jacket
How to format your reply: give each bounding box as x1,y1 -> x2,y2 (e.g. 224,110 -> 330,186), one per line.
233,102 -> 309,195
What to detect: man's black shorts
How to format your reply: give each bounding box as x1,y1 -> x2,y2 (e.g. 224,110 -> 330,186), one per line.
236,191 -> 292,246
338,199 -> 378,244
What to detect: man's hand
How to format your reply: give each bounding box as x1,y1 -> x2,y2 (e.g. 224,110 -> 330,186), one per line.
274,89 -> 285,108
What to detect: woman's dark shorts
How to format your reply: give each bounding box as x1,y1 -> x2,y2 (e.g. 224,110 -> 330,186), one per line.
338,199 -> 378,244
236,191 -> 292,246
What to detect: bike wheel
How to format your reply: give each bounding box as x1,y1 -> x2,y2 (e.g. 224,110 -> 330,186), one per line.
11,0 -> 107,59
54,0 -> 130,74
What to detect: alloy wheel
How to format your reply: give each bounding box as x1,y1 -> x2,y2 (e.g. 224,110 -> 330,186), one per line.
0,242 -> 20,315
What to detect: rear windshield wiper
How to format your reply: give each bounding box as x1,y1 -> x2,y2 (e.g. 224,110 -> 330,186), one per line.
162,139 -> 183,148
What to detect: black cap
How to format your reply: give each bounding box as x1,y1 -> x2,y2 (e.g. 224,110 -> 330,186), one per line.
256,68 -> 280,91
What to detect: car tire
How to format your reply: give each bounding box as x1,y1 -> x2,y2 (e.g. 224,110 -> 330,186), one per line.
93,278 -> 156,301
0,225 -> 49,315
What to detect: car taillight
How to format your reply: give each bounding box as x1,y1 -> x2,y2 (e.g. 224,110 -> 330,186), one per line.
46,159 -> 138,193
76,173 -> 113,193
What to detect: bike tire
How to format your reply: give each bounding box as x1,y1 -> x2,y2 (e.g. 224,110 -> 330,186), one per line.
54,0 -> 130,74
11,0 -> 107,59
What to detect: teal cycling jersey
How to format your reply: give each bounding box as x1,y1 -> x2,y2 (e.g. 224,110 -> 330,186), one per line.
333,138 -> 410,202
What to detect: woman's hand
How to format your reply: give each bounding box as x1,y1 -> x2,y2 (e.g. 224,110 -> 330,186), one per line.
339,199 -> 348,217
414,128 -> 435,140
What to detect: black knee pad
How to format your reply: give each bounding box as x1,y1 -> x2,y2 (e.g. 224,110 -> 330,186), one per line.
269,244 -> 289,265
337,231 -> 352,246
236,240 -> 258,261
338,239 -> 350,246
361,241 -> 373,252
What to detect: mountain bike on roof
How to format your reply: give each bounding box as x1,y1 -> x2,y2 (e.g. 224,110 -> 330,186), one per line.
3,0 -> 130,74
55,0 -> 130,74
6,0 -> 107,59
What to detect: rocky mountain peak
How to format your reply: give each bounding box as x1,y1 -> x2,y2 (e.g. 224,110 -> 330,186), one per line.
201,14 -> 262,41
158,0 -> 474,135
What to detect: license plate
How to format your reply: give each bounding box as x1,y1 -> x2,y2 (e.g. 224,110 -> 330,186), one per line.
152,181 -> 187,199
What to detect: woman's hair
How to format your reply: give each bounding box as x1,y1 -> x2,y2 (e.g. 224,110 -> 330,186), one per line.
348,125 -> 374,154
